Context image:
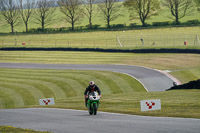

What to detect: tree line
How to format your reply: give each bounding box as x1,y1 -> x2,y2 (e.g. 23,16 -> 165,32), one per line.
0,0 -> 199,33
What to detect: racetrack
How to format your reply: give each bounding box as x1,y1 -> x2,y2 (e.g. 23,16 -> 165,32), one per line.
0,63 -> 177,91
0,108 -> 200,133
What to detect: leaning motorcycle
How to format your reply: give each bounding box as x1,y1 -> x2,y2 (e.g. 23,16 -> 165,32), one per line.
87,91 -> 101,115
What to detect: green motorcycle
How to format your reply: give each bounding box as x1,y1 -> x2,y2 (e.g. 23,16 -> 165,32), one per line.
87,91 -> 101,115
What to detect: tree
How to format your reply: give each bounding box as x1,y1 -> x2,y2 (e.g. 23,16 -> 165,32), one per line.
84,0 -> 97,29
58,0 -> 84,30
18,0 -> 35,32
35,0 -> 56,31
124,0 -> 160,26
162,0 -> 193,25
0,0 -> 19,33
194,0 -> 200,11
98,0 -> 122,28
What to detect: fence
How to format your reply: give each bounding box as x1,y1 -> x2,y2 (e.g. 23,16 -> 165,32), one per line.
0,39 -> 119,48
117,34 -> 200,47
1,37 -> 199,48
0,27 -> 200,48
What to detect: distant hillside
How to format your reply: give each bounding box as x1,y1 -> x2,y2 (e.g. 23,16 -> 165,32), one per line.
0,1 -> 199,33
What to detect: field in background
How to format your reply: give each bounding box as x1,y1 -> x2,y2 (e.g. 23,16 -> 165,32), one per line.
0,27 -> 200,48
0,2 -> 200,33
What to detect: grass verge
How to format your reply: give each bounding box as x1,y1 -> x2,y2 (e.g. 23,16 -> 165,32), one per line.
0,126 -> 51,133
171,68 -> 200,83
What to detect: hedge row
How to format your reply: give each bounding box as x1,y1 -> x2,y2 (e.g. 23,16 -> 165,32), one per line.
152,20 -> 200,26
25,20 -> 200,34
167,79 -> 200,90
1,47 -> 200,54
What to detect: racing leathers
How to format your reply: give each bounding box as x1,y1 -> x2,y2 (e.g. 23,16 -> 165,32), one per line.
84,85 -> 101,107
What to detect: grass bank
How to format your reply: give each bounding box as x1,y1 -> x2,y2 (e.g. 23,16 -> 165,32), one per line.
0,68 -> 145,109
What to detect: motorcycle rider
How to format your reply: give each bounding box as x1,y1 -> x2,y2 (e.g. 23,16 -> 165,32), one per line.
84,81 -> 101,107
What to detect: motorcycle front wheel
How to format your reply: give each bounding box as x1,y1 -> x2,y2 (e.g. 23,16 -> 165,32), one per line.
89,105 -> 93,115
93,103 -> 97,115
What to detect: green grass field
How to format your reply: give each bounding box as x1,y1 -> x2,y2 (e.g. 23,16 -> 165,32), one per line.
0,27 -> 200,48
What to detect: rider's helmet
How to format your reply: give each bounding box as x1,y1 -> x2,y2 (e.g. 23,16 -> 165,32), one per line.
89,81 -> 95,87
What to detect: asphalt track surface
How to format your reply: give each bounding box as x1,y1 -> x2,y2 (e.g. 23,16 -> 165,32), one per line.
1,63 -> 198,133
0,63 -> 176,91
0,108 -> 200,133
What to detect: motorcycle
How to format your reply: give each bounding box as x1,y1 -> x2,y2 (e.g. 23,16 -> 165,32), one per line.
87,91 -> 101,115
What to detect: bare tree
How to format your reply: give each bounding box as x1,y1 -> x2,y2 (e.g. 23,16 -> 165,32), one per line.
124,0 -> 160,26
98,0 -> 122,28
18,0 -> 35,32
58,0 -> 84,30
163,0 -> 193,25
35,0 -> 56,31
84,0 -> 97,29
0,0 -> 19,33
